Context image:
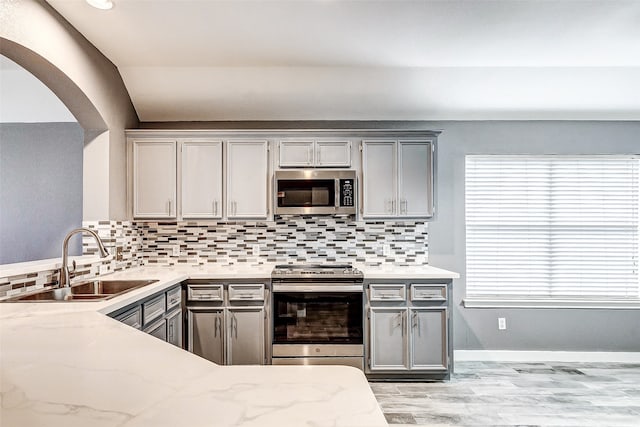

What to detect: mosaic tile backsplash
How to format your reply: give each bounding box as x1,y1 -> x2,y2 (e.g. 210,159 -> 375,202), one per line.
0,216 -> 427,297
136,216 -> 428,266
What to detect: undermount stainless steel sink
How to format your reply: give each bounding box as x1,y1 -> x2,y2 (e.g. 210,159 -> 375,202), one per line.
5,279 -> 158,302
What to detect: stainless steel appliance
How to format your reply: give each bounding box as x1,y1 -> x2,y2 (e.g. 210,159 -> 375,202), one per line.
274,170 -> 356,215
271,264 -> 365,369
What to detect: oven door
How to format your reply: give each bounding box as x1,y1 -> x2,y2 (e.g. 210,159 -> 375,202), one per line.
272,287 -> 363,345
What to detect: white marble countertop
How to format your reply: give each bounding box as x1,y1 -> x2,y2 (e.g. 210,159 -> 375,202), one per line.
0,263 -> 459,426
0,265 -> 390,427
358,263 -> 460,279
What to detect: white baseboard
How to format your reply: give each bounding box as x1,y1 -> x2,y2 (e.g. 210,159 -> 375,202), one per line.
454,350 -> 640,363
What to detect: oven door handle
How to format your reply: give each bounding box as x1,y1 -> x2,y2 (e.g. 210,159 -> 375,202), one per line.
272,284 -> 363,293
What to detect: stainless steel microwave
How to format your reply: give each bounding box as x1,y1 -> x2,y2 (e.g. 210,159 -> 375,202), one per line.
274,170 -> 357,215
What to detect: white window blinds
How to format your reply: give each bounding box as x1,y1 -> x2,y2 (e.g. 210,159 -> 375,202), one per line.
465,155 -> 640,302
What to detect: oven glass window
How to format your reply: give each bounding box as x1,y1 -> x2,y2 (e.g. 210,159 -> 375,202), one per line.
277,179 -> 335,208
272,292 -> 363,344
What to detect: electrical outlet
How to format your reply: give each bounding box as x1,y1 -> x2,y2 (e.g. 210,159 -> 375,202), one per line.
99,264 -> 108,275
498,317 -> 507,330
382,244 -> 391,257
172,245 -> 180,256
252,244 -> 260,257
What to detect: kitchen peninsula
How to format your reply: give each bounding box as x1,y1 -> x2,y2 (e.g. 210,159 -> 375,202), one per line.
0,265 -> 383,427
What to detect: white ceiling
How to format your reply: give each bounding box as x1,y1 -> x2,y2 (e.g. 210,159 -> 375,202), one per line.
45,0 -> 640,121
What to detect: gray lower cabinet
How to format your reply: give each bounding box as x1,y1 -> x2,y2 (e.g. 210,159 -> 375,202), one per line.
186,281 -> 268,365
410,308 -> 447,370
166,308 -> 183,347
113,305 -> 142,329
188,308 -> 225,364
227,307 -> 265,365
366,280 -> 452,380
144,318 -> 167,341
109,284 -> 183,348
370,307 -> 406,370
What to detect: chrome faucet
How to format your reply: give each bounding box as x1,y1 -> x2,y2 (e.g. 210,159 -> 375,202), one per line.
60,228 -> 109,288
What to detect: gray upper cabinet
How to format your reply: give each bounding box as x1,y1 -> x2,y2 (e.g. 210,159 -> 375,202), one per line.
279,141 -> 315,167
398,141 -> 434,217
315,141 -> 351,167
279,140 -> 351,168
181,140 -> 223,219
361,141 -> 397,217
362,140 -> 435,219
226,140 -> 269,219
133,140 -> 177,218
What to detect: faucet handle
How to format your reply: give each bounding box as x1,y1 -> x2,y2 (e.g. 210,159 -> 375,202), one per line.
70,259 -> 77,273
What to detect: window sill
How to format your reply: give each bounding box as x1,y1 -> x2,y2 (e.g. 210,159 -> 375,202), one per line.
463,298 -> 640,309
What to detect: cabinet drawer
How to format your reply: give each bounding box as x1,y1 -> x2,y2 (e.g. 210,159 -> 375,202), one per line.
369,284 -> 406,301
142,294 -> 166,326
166,286 -> 182,310
114,305 -> 142,330
411,284 -> 447,301
229,284 -> 264,301
187,284 -> 224,302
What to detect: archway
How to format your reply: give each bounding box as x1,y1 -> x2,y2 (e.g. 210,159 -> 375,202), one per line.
0,40 -> 108,263
1,37 -> 107,132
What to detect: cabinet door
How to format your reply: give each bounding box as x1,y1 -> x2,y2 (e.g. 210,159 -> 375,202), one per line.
181,141 -> 223,218
227,141 -> 269,219
187,308 -> 225,364
227,307 -> 265,365
133,140 -> 176,218
279,141 -> 314,167
398,141 -> 434,218
166,309 -> 183,348
409,308 -> 447,371
316,141 -> 351,167
113,305 -> 142,330
362,141 -> 397,217
369,307 -> 407,371
144,318 -> 167,341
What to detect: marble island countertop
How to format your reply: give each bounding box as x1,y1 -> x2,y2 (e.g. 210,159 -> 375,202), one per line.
0,263 -> 458,426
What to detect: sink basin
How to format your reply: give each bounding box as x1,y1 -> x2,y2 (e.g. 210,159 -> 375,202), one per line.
5,279 -> 158,302
70,279 -> 158,295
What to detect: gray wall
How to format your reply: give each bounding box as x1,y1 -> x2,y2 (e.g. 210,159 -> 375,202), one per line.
427,121 -> 640,352
0,123 -> 83,264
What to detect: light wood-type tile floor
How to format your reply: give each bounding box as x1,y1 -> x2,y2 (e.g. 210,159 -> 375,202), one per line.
371,361 -> 640,427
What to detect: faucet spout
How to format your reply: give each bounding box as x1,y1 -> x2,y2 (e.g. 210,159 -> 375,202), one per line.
60,228 -> 110,288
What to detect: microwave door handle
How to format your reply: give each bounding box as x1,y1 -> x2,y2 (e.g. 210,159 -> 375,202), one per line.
335,179 -> 340,208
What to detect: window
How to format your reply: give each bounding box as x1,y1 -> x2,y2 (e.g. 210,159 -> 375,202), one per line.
465,155 -> 640,307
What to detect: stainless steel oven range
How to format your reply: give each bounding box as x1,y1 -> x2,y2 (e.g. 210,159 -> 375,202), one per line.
271,264 -> 365,369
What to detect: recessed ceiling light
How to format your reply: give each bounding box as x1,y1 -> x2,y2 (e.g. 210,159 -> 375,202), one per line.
86,0 -> 114,10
